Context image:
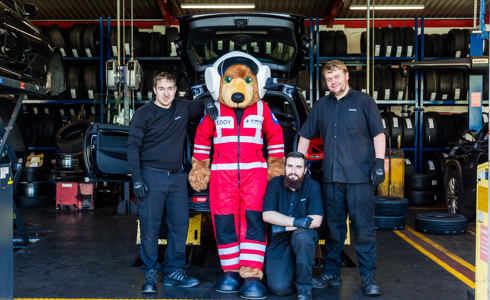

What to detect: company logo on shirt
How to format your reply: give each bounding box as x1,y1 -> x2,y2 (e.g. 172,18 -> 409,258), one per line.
300,198 -> 306,202
348,108 -> 357,112
174,116 -> 182,120
243,115 -> 263,129
215,116 -> 234,129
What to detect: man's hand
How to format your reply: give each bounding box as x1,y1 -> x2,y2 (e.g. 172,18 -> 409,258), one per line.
203,98 -> 218,120
292,216 -> 313,229
371,158 -> 385,186
133,180 -> 148,200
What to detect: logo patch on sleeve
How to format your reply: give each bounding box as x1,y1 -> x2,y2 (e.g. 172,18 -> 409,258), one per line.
271,111 -> 279,124
199,116 -> 205,124
244,115 -> 264,128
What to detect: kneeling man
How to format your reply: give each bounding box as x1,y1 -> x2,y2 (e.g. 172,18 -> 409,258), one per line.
262,152 -> 323,300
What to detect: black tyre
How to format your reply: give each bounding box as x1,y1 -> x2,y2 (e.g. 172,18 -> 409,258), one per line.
401,116 -> 415,147
335,31 -> 347,56
438,71 -> 451,100
375,196 -> 409,216
415,213 -> 467,235
389,115 -> 403,148
406,189 -> 436,206
423,112 -> 439,146
406,173 -> 437,190
381,27 -> 394,57
375,215 -> 406,230
444,166 -> 474,220
423,70 -> 439,101
55,120 -> 91,153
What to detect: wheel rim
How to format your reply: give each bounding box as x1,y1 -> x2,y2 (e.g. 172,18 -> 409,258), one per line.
446,176 -> 459,215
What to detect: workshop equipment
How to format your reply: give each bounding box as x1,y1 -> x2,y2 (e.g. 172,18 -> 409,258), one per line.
378,149 -> 405,198
476,162 -> 488,300
56,182 -> 94,210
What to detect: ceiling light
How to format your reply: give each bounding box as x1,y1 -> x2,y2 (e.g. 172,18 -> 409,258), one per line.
181,4 -> 255,9
349,5 -> 424,10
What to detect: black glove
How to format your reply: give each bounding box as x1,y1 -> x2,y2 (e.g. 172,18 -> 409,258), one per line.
271,225 -> 287,234
293,216 -> 313,229
133,180 -> 148,200
203,97 -> 218,120
371,158 -> 386,186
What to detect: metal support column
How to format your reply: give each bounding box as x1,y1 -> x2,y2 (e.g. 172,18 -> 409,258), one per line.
469,33 -> 485,131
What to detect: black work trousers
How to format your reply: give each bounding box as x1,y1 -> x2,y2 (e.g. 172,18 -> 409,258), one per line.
265,228 -> 318,295
322,182 -> 376,277
138,168 -> 189,274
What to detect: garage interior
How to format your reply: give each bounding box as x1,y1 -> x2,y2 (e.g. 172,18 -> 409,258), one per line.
0,0 -> 487,299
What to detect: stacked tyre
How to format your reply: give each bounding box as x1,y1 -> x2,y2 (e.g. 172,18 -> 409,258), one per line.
375,196 -> 409,230
415,213 -> 467,235
16,166 -> 52,208
405,173 -> 438,206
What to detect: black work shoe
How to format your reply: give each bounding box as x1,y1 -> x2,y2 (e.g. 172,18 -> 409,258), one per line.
312,273 -> 342,288
215,271 -> 242,293
239,277 -> 267,299
162,268 -> 199,288
361,274 -> 381,296
141,269 -> 158,294
297,288 -> 313,300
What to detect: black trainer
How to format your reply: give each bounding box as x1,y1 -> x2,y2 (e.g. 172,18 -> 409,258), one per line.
312,273 -> 342,288
361,274 -> 381,296
141,269 -> 158,294
297,288 -> 312,300
162,268 -> 200,288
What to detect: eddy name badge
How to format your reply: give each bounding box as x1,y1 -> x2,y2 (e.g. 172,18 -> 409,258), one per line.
215,116 -> 234,129
243,115 -> 264,128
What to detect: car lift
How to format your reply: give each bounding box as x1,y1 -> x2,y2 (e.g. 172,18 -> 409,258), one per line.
0,76 -> 46,300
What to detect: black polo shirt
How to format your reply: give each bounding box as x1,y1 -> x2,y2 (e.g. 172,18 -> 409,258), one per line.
263,175 -> 324,218
299,89 -> 384,183
127,99 -> 203,182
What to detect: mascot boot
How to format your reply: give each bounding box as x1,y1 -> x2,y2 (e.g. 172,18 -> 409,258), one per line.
239,266 -> 267,299
214,269 -> 241,293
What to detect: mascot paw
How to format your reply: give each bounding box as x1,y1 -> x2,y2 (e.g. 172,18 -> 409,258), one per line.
188,157 -> 211,191
267,156 -> 285,181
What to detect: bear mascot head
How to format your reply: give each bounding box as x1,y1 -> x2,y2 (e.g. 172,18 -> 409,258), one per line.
188,51 -> 285,299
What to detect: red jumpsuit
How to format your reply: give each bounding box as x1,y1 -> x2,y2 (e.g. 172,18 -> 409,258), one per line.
193,100 -> 284,271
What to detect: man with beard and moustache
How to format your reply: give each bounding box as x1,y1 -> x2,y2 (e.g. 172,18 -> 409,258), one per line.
297,60 -> 385,296
262,152 -> 323,300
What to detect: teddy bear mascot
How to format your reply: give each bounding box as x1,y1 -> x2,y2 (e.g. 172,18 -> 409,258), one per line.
188,51 -> 285,299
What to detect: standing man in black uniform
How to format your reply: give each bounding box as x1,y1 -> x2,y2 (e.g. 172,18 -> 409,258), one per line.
297,60 -> 386,296
262,152 -> 323,300
127,72 -> 217,294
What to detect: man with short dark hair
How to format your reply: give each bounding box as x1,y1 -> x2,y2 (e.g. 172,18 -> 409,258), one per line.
127,72 -> 217,294
298,60 -> 385,296
262,152 -> 323,300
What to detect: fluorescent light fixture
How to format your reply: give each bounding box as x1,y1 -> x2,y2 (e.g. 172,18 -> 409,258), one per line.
350,5 -> 424,10
181,4 -> 255,9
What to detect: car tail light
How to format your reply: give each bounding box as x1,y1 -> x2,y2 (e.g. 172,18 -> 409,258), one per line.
307,136 -> 324,160
192,197 -> 207,203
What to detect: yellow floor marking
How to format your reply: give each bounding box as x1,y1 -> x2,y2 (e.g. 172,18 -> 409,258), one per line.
405,225 -> 475,272
467,228 -> 476,236
394,230 -> 475,289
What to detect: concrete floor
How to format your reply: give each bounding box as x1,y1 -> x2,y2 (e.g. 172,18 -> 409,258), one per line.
13,204 -> 476,300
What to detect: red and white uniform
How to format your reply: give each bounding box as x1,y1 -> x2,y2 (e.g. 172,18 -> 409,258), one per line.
193,100 -> 284,270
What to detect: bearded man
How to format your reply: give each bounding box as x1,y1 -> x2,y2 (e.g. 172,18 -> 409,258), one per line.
262,152 -> 324,300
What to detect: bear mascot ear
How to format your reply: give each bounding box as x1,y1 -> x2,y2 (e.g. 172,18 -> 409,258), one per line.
256,65 -> 271,99
205,51 -> 271,101
204,67 -> 221,101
